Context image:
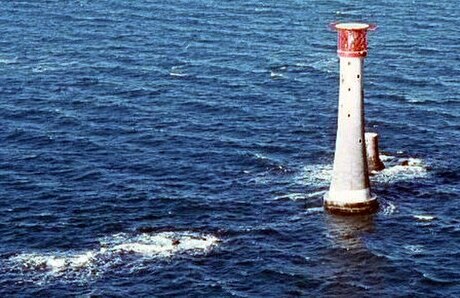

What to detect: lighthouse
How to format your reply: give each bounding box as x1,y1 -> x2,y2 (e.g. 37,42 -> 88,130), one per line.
324,22 -> 378,215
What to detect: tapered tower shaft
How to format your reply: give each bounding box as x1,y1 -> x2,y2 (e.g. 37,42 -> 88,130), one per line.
324,22 -> 378,215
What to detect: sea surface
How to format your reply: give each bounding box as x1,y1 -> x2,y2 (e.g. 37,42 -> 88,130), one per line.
0,0 -> 459,297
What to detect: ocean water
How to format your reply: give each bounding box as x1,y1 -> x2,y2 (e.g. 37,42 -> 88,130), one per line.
0,0 -> 459,296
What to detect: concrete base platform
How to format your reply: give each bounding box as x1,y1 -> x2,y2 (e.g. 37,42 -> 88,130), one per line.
323,194 -> 379,215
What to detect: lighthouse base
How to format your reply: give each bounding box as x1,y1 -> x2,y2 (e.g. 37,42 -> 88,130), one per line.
323,193 -> 379,215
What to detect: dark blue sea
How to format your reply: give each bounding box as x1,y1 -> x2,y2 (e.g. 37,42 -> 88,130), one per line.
1,0 -> 459,297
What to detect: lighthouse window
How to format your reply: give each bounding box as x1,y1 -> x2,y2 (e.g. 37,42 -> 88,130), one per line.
348,61 -> 351,66
357,74 -> 360,78
347,114 -> 351,117
359,139 -> 362,143
348,88 -> 351,91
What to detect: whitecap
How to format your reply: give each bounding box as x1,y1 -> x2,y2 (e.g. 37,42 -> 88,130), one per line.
380,200 -> 397,216
272,190 -> 326,202
170,72 -> 187,77
0,57 -> 18,64
273,192 -> 307,201
413,215 -> 435,221
379,153 -> 395,162
305,207 -> 323,215
270,71 -> 284,78
403,244 -> 424,254
170,66 -> 187,77
254,153 -> 268,160
306,190 -> 327,198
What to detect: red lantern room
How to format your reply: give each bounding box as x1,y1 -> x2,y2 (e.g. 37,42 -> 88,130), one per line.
332,23 -> 376,58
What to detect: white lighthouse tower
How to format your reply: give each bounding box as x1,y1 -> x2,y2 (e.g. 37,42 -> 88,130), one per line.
324,22 -> 378,215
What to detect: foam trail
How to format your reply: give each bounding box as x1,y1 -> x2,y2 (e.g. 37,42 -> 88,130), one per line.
4,231 -> 219,283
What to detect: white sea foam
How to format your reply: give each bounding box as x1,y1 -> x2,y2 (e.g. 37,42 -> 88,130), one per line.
273,189 -> 326,202
413,215 -> 435,221
170,66 -> 188,77
404,244 -> 424,254
10,251 -> 96,273
6,231 -> 219,283
296,164 -> 331,187
254,153 -> 268,160
273,192 -> 307,201
297,156 -> 428,187
170,72 -> 187,77
308,58 -> 336,74
295,57 -> 336,74
286,156 -> 429,203
377,158 -> 428,183
0,57 -> 18,64
380,154 -> 395,162
106,232 -> 219,257
306,190 -> 327,198
270,71 -> 284,78
305,207 -> 324,215
380,200 -> 397,215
